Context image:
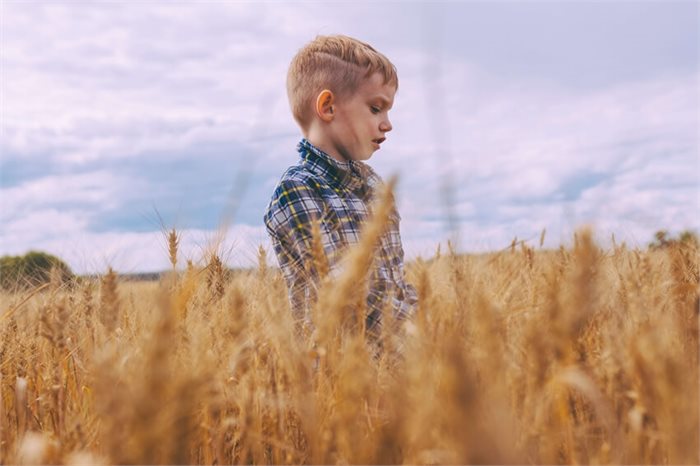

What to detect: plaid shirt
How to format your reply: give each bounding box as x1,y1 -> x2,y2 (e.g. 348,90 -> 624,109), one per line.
264,138 -> 418,330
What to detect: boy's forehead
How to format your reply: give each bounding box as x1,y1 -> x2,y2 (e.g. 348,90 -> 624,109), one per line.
359,73 -> 396,104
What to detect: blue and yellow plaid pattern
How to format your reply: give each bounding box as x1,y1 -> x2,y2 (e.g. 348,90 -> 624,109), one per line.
264,138 -> 418,330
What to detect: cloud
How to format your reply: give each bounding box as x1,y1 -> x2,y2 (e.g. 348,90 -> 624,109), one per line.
2,2 -> 300,167
1,2 -> 697,273
0,171 -> 137,219
377,67 -> 696,258
1,208 -> 271,275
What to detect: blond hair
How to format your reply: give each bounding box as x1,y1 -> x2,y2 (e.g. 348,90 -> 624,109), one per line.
286,35 -> 398,131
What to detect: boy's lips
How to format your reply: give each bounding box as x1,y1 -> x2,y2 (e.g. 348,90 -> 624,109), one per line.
372,137 -> 386,148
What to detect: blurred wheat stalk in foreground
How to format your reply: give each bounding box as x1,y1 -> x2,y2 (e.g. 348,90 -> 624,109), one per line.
0,216 -> 697,464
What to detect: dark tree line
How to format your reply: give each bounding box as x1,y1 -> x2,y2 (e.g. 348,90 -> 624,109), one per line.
648,229 -> 698,250
0,251 -> 74,290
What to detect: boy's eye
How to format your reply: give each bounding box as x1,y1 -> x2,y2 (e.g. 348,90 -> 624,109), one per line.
370,106 -> 380,114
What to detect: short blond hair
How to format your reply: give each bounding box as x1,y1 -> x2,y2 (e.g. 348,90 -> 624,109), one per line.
287,35 -> 398,131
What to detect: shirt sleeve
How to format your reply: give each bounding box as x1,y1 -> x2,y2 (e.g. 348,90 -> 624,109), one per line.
264,178 -> 339,323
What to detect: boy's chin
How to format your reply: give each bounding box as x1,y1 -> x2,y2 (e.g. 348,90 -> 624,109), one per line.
342,146 -> 373,162
354,151 -> 374,161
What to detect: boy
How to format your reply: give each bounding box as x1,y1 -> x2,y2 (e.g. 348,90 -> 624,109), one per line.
264,35 -> 417,334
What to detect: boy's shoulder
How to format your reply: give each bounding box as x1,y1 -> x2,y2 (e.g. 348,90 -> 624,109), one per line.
265,161 -> 328,218
272,162 -> 323,194
263,162 -> 330,236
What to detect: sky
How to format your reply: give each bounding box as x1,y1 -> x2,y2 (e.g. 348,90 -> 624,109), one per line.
1,1 -> 698,274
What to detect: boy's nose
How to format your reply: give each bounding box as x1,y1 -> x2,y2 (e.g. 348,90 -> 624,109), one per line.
380,118 -> 392,133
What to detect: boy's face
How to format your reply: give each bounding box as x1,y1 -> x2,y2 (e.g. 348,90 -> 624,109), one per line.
322,72 -> 396,163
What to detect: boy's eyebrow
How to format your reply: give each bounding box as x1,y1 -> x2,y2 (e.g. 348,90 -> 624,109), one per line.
371,95 -> 394,109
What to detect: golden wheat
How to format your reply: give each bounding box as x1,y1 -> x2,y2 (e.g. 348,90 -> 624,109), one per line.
0,221 -> 697,464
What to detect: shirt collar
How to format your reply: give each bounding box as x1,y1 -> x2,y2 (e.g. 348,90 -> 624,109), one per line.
297,138 -> 366,190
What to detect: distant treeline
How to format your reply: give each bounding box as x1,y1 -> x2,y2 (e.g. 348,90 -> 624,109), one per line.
83,269 -> 254,283
0,250 -> 260,290
80,271 -> 163,282
0,251 -> 73,290
648,229 -> 698,250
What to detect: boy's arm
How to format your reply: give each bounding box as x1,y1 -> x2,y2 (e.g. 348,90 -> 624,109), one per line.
266,178 -> 330,270
265,178 -> 337,319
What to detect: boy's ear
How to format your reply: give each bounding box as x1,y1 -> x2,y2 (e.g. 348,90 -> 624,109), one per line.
315,89 -> 335,122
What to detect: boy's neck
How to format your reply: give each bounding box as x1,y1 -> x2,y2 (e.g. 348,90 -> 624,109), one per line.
304,129 -> 350,164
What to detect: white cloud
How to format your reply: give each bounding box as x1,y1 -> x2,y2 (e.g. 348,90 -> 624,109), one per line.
2,209 -> 90,248
2,2 -> 302,165
379,61 -> 697,244
1,2 -> 697,272
1,212 -> 271,275
0,171 -> 140,220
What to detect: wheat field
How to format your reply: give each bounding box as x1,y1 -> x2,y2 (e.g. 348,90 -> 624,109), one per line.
1,202 -> 698,464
